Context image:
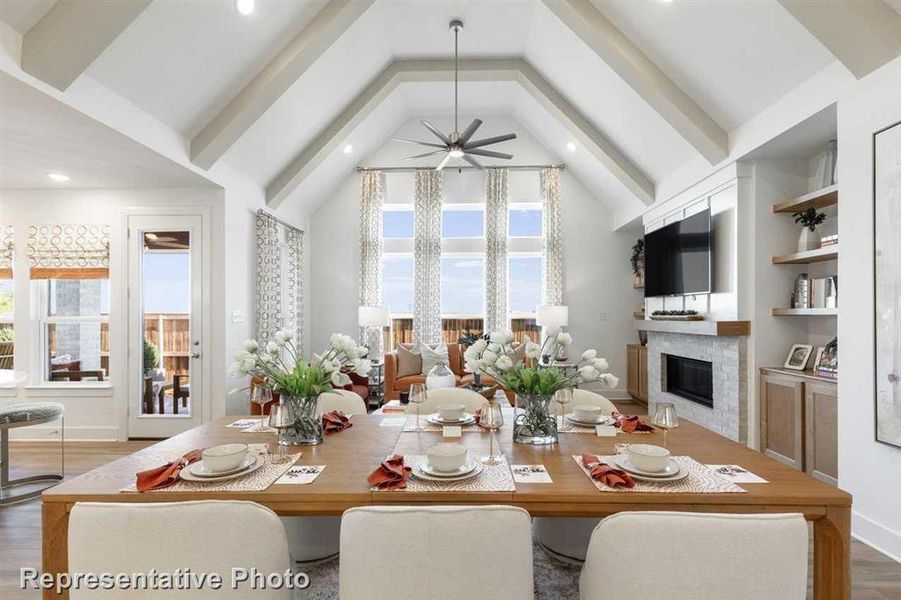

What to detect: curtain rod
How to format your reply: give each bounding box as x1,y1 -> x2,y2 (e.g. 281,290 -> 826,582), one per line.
356,164 -> 565,173
256,209 -> 304,234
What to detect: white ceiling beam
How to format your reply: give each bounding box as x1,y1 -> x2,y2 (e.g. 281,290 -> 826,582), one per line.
778,0 -> 901,79
266,58 -> 655,208
190,0 -> 373,170
21,0 -> 152,91
540,0 -> 728,165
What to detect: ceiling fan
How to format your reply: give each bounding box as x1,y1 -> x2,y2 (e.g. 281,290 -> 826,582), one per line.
394,20 -> 517,170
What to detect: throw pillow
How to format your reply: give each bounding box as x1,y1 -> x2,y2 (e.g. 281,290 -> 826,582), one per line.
396,344 -> 422,378
419,342 -> 449,375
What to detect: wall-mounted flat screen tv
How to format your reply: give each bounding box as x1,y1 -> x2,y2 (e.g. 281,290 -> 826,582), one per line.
644,209 -> 712,297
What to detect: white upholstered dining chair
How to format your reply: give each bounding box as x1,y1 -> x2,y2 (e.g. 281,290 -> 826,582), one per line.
409,386 -> 486,414
580,512 -> 808,600
532,388 -> 616,561
317,389 -> 366,415
68,500 -> 292,599
340,505 -> 533,599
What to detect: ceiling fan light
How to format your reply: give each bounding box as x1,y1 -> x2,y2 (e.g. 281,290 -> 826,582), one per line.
449,149 -> 464,158
235,0 -> 255,16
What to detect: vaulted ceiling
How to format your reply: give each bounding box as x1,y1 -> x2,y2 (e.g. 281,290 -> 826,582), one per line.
1,0 -> 899,222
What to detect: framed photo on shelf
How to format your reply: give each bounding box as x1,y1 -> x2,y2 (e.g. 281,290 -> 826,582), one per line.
784,344 -> 813,371
815,338 -> 838,379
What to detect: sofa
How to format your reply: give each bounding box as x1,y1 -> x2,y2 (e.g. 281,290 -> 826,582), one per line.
384,343 -> 515,403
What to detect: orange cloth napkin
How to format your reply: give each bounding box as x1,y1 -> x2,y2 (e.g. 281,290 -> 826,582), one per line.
322,411 -> 352,435
611,411 -> 655,433
367,455 -> 411,490
581,454 -> 636,488
136,449 -> 203,491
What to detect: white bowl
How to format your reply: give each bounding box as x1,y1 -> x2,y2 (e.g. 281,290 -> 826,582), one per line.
427,443 -> 468,473
202,443 -> 249,473
625,444 -> 671,473
572,404 -> 603,422
437,403 -> 465,421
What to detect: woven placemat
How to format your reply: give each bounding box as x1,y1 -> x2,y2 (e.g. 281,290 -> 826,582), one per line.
573,455 -> 747,494
401,408 -> 516,433
120,444 -> 299,493
373,455 -> 515,492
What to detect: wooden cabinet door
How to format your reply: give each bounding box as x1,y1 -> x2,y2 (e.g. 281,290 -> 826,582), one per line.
638,345 -> 648,402
804,381 -> 838,486
759,372 -> 804,471
626,345 -> 640,399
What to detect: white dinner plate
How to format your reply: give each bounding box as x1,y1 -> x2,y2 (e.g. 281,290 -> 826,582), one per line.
426,413 -> 476,426
187,455 -> 256,478
613,455 -> 684,479
180,454 -> 266,483
414,460 -> 483,482
418,459 -> 479,478
565,414 -> 612,427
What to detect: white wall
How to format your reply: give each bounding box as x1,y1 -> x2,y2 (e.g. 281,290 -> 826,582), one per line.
837,56 -> 901,560
309,116 -> 642,396
0,187 -> 226,440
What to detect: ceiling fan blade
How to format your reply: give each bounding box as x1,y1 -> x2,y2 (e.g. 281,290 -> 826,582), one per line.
458,119 -> 483,145
466,148 -> 513,160
406,150 -> 446,159
462,154 -> 484,169
393,137 -> 447,149
421,120 -> 452,145
464,133 -> 517,150
436,153 -> 453,171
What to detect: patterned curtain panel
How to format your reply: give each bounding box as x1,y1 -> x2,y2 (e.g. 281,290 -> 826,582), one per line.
255,211 -> 282,343
359,170 -> 385,355
0,225 -> 12,279
27,224 -> 110,279
285,228 -> 305,352
485,168 -> 509,333
541,167 -> 564,305
413,169 -> 443,344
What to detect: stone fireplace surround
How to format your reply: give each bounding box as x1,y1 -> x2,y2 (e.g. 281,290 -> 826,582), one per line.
645,329 -> 748,443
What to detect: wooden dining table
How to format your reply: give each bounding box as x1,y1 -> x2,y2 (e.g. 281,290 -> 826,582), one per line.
41,413 -> 851,599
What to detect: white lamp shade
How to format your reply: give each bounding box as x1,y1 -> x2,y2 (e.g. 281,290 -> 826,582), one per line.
536,304 -> 568,328
358,305 -> 390,327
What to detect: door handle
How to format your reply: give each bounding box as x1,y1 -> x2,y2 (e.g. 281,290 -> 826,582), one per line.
191,352 -> 201,359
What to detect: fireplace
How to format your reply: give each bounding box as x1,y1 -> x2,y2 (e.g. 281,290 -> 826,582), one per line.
665,355 -> 714,408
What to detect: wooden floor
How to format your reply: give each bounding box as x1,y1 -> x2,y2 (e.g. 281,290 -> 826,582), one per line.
1,410 -> 899,599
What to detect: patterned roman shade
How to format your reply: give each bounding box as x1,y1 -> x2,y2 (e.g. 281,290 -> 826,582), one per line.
27,224 -> 110,279
413,169 -> 443,344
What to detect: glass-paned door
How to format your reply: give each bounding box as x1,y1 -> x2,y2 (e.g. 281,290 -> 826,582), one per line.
127,215 -> 204,438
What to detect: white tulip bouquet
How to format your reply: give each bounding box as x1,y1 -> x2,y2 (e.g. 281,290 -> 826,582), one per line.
231,332 -> 370,445
464,330 -> 618,445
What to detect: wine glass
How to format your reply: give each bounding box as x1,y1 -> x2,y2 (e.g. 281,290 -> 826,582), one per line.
409,383 -> 427,431
251,385 -> 272,432
554,388 -> 573,428
479,399 -> 505,465
653,402 -> 679,448
267,402 -> 293,464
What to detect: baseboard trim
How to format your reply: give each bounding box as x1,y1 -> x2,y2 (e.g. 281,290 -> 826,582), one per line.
8,425 -> 119,442
852,510 -> 901,563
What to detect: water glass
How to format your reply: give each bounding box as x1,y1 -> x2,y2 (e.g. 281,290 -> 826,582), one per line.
653,402 -> 679,447
252,385 -> 272,431
267,402 -> 293,464
479,399 -> 505,465
409,383 -> 427,431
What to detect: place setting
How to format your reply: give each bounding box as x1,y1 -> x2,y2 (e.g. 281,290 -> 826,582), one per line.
573,443 -> 747,494
368,441 -> 515,493
403,402 -> 481,433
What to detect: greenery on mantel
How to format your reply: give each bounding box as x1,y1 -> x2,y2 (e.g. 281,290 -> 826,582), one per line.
651,310 -> 699,316
630,238 -> 645,276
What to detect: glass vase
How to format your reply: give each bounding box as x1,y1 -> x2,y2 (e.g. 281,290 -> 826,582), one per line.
513,392 -> 558,445
279,394 -> 323,446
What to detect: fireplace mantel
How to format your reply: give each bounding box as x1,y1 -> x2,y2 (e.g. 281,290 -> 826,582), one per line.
635,319 -> 750,337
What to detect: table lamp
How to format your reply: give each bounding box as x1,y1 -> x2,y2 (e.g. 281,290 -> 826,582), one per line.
358,305 -> 390,360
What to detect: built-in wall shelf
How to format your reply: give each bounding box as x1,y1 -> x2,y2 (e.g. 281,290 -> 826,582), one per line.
772,184 -> 838,213
771,308 -> 838,316
771,245 -> 838,264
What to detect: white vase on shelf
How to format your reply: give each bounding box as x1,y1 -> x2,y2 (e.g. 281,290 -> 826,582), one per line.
797,227 -> 821,252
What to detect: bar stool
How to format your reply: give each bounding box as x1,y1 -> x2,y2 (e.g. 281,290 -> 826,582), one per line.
0,402 -> 65,506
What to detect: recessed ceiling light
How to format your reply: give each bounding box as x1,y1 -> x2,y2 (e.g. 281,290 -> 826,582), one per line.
566,142 -> 577,153
47,172 -> 70,182
235,0 -> 255,16
343,144 -> 353,154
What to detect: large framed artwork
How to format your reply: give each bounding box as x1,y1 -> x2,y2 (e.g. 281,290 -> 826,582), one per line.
874,120 -> 901,449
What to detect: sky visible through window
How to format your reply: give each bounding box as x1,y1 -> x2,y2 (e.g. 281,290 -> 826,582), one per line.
442,209 -> 483,238
509,256 -> 542,313
383,210 -> 414,238
382,255 -> 414,314
442,257 -> 484,314
143,253 -> 190,313
509,208 -> 542,237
